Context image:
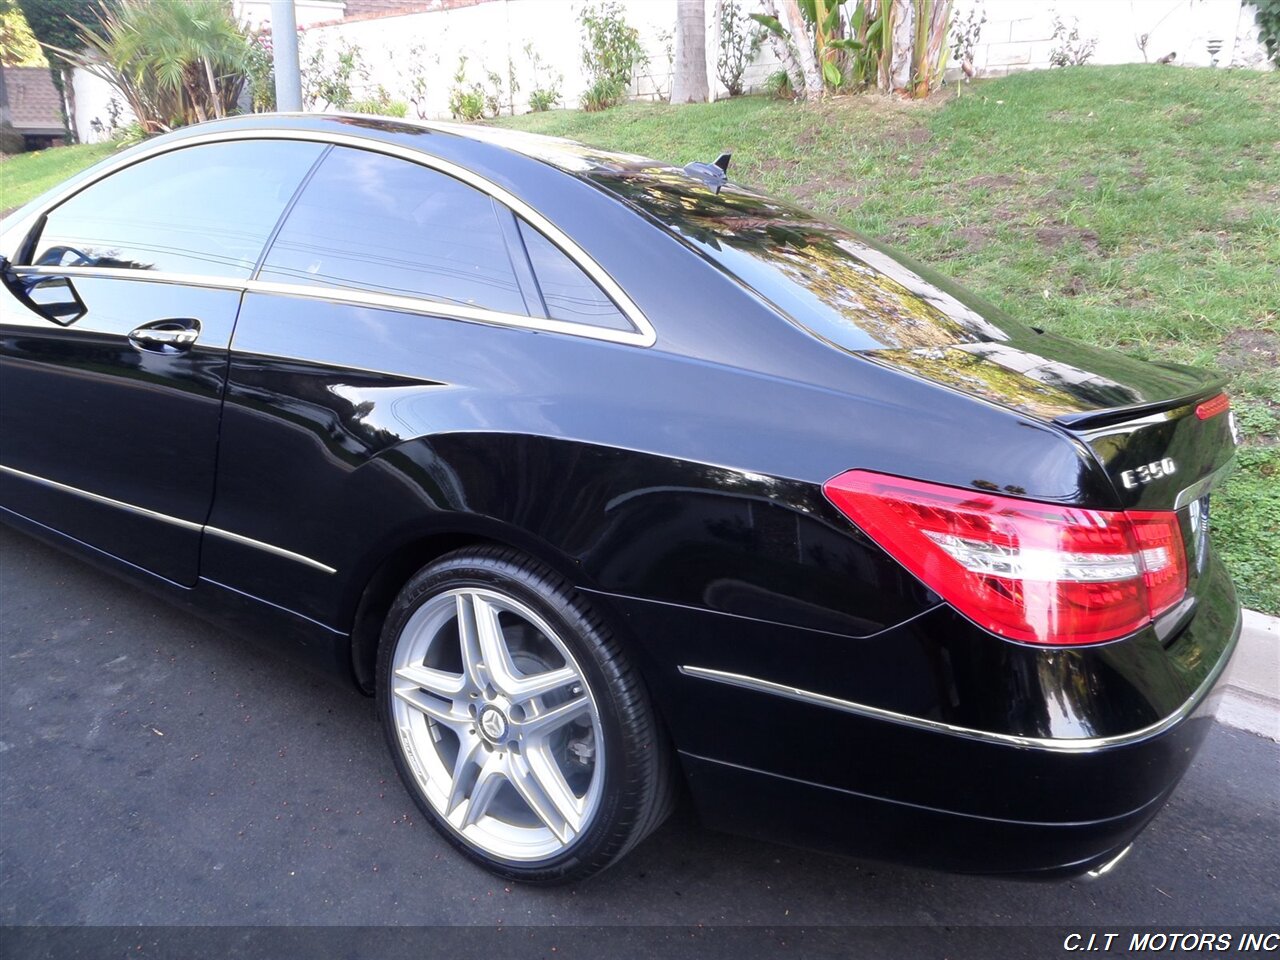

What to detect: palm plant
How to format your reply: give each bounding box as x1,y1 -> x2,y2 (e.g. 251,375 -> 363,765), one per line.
50,0 -> 249,132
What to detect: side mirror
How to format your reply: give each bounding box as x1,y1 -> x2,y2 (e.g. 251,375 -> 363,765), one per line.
23,275 -> 87,326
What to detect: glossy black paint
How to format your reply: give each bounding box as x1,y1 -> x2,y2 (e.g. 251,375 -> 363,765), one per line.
0,115 -> 1240,877
0,275 -> 236,585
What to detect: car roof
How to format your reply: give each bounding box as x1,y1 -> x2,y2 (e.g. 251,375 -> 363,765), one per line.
178,112 -> 681,184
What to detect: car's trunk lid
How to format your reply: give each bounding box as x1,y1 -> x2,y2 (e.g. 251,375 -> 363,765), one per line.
861,329 -> 1237,511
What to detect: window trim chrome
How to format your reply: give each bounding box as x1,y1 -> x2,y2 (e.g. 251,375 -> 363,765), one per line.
678,609 -> 1239,753
1,128 -> 656,348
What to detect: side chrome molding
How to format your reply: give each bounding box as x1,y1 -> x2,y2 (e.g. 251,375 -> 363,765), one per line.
0,463 -> 335,575
679,617 -> 1239,752
0,463 -> 202,531
203,526 -> 337,575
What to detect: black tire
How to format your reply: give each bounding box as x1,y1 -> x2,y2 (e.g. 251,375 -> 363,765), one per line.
376,545 -> 676,883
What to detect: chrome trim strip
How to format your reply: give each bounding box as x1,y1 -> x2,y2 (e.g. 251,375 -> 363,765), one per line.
244,279 -> 647,346
11,264 -> 247,292
0,463 -> 336,575
0,463 -> 202,532
2,126 -> 656,348
203,526 -> 337,575
1173,459 -> 1237,510
9,267 -> 648,347
679,614 -> 1240,752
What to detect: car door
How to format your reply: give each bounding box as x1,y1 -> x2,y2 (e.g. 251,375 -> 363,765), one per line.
0,138 -> 326,585
202,144 -> 636,624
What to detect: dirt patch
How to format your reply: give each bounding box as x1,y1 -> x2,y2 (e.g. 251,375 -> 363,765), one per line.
966,173 -> 1019,189
1227,183 -> 1280,223
795,126 -> 822,148
1217,327 -> 1280,374
1078,174 -> 1098,189
1061,274 -> 1089,297
1035,224 -> 1100,253
897,214 -> 945,229
882,125 -> 933,148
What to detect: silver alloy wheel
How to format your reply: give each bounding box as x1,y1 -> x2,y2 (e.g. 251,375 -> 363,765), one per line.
389,588 -> 605,861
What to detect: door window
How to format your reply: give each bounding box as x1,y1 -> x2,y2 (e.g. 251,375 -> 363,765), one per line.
258,146 -> 527,315
31,140 -> 326,278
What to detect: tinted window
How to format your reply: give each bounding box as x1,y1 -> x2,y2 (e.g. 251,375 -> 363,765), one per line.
259,147 -> 526,314
32,140 -> 325,278
581,163 -> 1015,352
517,218 -> 631,331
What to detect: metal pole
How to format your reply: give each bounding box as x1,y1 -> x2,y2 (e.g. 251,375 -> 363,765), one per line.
270,0 -> 303,111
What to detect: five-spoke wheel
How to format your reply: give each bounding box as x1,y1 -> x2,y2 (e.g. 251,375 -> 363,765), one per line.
390,588 -> 603,859
378,548 -> 674,882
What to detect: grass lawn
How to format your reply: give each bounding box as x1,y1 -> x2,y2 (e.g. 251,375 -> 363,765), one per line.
1,141 -> 117,214
0,66 -> 1275,611
498,65 -> 1279,614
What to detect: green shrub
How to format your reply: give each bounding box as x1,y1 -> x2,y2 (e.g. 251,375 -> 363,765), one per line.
348,97 -> 408,117
447,55 -> 488,121
525,42 -> 562,112
1253,0 -> 1280,65
764,68 -> 793,99
717,0 -> 765,96
529,88 -> 560,112
578,2 -> 645,111
581,77 -> 627,112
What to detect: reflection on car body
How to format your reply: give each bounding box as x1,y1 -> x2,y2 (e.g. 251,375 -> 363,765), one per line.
0,114 -> 1239,884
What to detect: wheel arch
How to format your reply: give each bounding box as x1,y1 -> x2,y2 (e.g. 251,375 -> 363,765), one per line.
346,516 -> 591,695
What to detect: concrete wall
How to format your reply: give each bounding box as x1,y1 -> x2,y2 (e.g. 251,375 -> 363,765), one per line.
237,0 -> 349,31
296,0 -> 781,118
70,69 -> 134,144
955,0 -> 1271,76
65,0 -> 1273,140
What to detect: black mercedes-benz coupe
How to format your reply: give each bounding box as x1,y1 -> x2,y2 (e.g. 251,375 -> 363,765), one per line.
0,115 -> 1240,884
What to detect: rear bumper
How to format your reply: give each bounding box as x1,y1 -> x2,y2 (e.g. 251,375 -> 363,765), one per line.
600,553 -> 1241,877
678,664 -> 1226,877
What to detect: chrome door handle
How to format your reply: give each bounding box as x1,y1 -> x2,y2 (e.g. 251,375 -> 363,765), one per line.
128,320 -> 201,351
131,328 -> 198,346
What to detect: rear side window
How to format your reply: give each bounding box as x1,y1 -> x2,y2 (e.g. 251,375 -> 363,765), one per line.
583,166 -> 1014,352
31,140 -> 325,278
517,218 -> 631,332
258,146 -> 526,315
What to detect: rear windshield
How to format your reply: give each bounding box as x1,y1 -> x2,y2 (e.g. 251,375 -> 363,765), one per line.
582,163 -> 1015,352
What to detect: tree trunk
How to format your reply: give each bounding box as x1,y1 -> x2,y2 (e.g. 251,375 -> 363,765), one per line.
884,0 -> 913,94
204,58 -> 224,118
670,0 -> 709,104
782,0 -> 824,98
758,0 -> 806,99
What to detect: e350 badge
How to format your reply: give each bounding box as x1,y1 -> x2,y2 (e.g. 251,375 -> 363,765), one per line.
1119,457 -> 1177,489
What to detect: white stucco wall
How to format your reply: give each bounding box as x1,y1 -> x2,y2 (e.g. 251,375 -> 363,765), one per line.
65,0 -> 1272,140
70,68 -> 134,144
295,0 -> 775,119
236,0 -> 348,31
955,0 -> 1271,76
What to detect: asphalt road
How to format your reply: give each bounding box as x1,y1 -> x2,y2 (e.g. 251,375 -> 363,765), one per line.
2,522 -> 1277,953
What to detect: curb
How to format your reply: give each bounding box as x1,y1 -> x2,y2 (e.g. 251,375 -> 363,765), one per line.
1218,609 -> 1279,742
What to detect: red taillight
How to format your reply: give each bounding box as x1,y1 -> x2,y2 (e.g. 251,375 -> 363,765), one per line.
823,471 -> 1188,646
1196,393 -> 1230,420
